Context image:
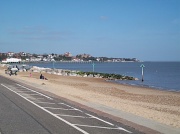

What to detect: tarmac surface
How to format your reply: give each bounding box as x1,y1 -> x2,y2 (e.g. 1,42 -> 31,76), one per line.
0,74 -> 180,134
0,75 -> 144,134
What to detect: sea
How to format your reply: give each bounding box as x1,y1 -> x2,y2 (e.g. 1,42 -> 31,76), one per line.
27,62 -> 180,92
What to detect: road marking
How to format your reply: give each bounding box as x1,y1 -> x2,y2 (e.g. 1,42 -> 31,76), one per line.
73,124 -> 132,133
1,84 -> 89,134
117,127 -> 133,133
85,113 -> 114,126
35,102 -> 56,104
3,84 -> 132,133
73,124 -> 121,129
59,103 -> 76,109
44,107 -> 75,110
59,103 -> 83,112
16,84 -> 53,100
59,103 -> 132,133
56,114 -> 92,118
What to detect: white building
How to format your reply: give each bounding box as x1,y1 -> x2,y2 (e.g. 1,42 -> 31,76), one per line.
7,52 -> 14,57
2,58 -> 21,63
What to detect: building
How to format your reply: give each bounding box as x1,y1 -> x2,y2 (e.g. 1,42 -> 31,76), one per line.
64,52 -> 72,57
7,52 -> 14,57
2,58 -> 21,63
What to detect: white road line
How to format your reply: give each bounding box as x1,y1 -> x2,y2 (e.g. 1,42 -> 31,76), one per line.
59,103 -> 83,112
85,113 -> 114,126
35,102 -> 56,104
16,84 -> 53,100
8,84 -> 132,133
73,124 -> 132,133
1,84 -> 89,134
59,103 -> 132,133
56,114 -> 92,118
43,107 -> 75,110
84,114 -> 132,133
73,124 -> 120,129
117,127 -> 133,133
59,103 -> 76,109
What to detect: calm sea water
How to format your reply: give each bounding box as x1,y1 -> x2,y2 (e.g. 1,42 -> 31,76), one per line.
27,62 -> 180,92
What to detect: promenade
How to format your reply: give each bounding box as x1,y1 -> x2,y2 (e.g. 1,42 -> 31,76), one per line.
0,66 -> 180,134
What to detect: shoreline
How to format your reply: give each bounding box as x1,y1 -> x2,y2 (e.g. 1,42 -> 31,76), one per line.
21,62 -> 180,91
6,63 -> 180,92
35,65 -> 179,93
1,63 -> 180,94
0,65 -> 180,130
111,80 -> 180,93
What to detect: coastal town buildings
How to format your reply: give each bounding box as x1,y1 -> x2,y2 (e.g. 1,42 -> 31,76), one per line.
0,52 -> 140,63
64,52 -> 72,57
7,52 -> 14,57
2,58 -> 21,63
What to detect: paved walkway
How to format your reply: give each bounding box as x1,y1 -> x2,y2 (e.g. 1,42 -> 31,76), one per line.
1,72 -> 180,134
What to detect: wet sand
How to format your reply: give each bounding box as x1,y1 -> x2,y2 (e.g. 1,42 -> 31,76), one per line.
0,68 -> 180,128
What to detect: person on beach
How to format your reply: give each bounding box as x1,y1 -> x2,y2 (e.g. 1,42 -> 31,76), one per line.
40,74 -> 48,80
40,74 -> 44,79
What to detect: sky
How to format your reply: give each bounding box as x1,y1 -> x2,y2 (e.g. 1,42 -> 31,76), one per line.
0,0 -> 180,61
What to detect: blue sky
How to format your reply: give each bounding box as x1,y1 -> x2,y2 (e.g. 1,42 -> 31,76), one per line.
0,0 -> 179,61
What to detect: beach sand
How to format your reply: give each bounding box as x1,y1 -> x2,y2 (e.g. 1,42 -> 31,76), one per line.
0,67 -> 180,129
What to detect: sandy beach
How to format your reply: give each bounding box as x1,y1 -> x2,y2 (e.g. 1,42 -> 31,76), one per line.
0,66 -> 180,130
